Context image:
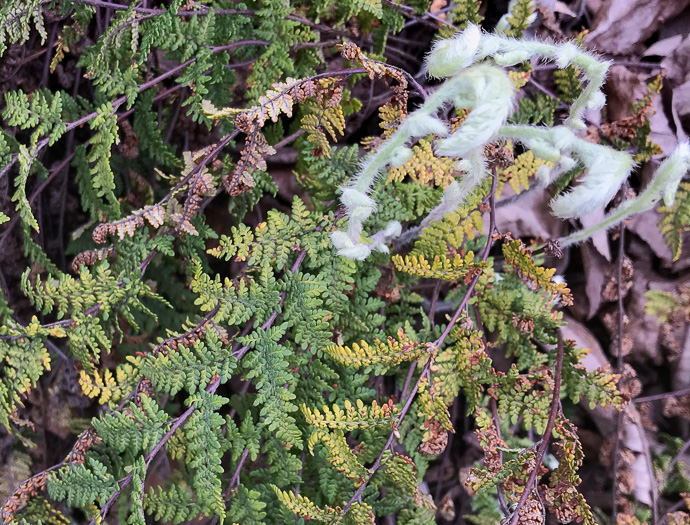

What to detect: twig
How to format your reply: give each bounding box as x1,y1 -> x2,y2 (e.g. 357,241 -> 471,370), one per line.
634,387 -> 690,403
491,398 -> 510,516
229,448 -> 250,489
399,362 -> 417,402
612,223 -> 625,522
62,0 -> 253,16
508,329 -> 565,525
482,168 -> 498,262
428,281 -> 441,329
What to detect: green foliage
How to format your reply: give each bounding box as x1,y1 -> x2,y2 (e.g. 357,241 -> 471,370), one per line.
645,285 -> 690,323
92,395 -> 169,454
143,485 -> 201,524
0,0 -> 47,57
240,325 -> 302,447
554,66 -> 583,104
47,458 -> 118,508
659,181 -> 690,260
0,3 -> 668,525
0,329 -> 51,430
450,0 -> 483,29
511,94 -> 559,126
501,0 -> 536,37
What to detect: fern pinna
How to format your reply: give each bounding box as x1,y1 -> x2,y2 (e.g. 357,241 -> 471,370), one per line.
0,1 -> 686,524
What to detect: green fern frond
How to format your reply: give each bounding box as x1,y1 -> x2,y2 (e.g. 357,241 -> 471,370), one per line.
658,181 -> 690,260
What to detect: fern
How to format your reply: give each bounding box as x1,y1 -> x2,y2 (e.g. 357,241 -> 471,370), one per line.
0,0 -> 47,57
240,325 -> 303,447
450,0 -> 483,29
323,328 -> 428,370
659,181 -> 690,260
0,4 -> 677,525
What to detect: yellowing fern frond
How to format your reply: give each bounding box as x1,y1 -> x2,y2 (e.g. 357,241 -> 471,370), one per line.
502,239 -> 573,306
416,377 -> 453,432
79,363 -> 139,407
301,398 -> 397,431
392,252 -> 485,282
307,429 -> 369,486
272,487 -> 340,524
387,138 -> 456,188
301,82 -> 346,158
496,149 -> 553,198
323,327 -> 428,369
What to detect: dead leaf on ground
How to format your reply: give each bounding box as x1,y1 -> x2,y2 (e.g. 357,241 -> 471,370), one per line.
628,209 -> 673,263
605,66 -> 652,122
580,207 -> 611,261
575,243 -> 609,320
624,237 -> 679,365
586,0 -> 690,55
494,187 -> 566,242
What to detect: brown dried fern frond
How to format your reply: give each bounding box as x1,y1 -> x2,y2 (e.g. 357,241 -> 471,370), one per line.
223,128 -> 274,196
92,204 -> 166,244
1,472 -> 48,523
173,169 -> 215,236
339,42 -> 408,106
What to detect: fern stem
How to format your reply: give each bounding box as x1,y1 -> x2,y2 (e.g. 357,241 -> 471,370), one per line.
63,0 -> 254,16
509,329 -> 564,525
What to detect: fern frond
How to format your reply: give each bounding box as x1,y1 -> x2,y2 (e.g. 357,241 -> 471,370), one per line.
92,204 -> 165,243
658,181 -> 690,260
496,149 -> 553,198
302,398 -> 397,431
387,138 -> 456,188
502,238 -> 573,306
308,429 -> 369,486
392,252 -> 485,282
272,487 -> 339,523
78,365 -> 137,407
0,0 -> 47,57
323,328 -> 428,370
449,0 -> 483,29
